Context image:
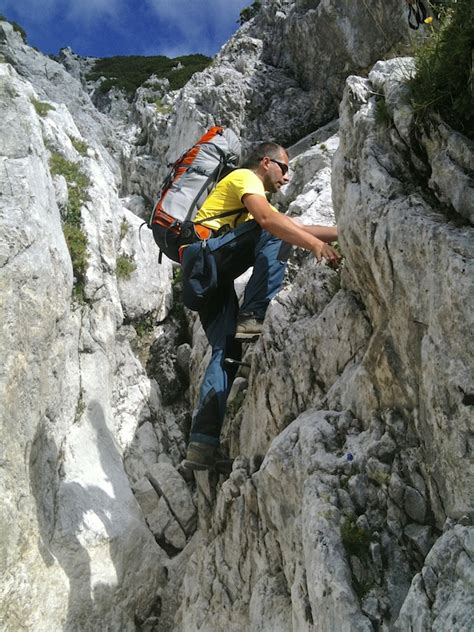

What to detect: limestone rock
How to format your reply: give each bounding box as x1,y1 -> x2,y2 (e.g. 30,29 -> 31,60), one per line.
332,57 -> 474,522
0,21 -> 121,165
0,52 -> 174,630
1,5 -> 473,632
116,207 -> 172,321
148,462 -> 196,535
394,525 -> 474,632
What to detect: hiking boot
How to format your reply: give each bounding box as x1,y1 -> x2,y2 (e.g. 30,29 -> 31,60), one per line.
182,442 -> 216,471
181,442 -> 234,476
235,316 -> 264,340
214,456 -> 234,475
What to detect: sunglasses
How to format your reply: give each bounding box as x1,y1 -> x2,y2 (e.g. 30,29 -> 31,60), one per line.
261,157 -> 289,176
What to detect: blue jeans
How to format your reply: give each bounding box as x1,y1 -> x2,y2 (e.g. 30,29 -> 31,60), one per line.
183,221 -> 291,446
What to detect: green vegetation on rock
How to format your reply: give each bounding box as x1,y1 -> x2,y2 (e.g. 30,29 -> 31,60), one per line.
340,517 -> 371,560
49,152 -> 90,301
116,254 -> 136,280
133,315 -> 155,339
86,54 -> 211,97
153,97 -> 173,114
239,1 -> 261,25
70,137 -> 89,156
31,98 -> 55,117
410,0 -> 473,139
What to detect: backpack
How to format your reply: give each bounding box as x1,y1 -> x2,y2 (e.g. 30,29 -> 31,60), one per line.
148,126 -> 241,262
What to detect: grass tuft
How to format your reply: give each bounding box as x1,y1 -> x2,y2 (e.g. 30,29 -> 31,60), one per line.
340,517 -> 372,560
49,152 -> 90,301
70,137 -> 89,156
409,0 -> 474,139
116,254 -> 136,279
239,1 -> 261,25
31,98 -> 55,117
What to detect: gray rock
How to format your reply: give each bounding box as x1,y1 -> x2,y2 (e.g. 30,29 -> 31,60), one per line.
368,433 -> 397,462
155,497 -> 187,551
388,472 -> 406,507
338,488 -> 355,514
147,462 -> 196,535
404,486 -> 427,524
404,523 -> 434,559
361,594 -> 381,622
395,526 -> 474,631
421,565 -> 438,603
370,542 -> 383,572
348,474 -> 370,511
333,57 -> 474,524
132,476 -> 161,518
132,476 -> 187,551
366,458 -> 391,487
176,343 -> 191,375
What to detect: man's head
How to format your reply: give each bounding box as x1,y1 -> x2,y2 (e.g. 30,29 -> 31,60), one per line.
241,142 -> 290,193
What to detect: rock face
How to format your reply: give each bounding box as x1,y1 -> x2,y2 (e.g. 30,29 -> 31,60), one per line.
177,59 -> 474,632
333,58 -> 473,523
0,33 -> 179,630
0,4 -> 473,632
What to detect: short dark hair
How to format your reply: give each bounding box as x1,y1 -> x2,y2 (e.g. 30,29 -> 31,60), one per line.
240,142 -> 287,169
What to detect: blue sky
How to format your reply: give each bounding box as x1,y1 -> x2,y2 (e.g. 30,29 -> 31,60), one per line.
0,0 -> 252,58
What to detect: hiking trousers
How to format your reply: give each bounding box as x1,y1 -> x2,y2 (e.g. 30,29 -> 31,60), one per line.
183,220 -> 291,447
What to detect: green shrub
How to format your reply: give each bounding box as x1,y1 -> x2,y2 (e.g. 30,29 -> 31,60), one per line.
116,254 -> 136,279
49,153 -> 90,224
86,54 -> 211,98
49,152 -> 90,301
409,0 -> 474,139
239,1 -> 261,25
340,517 -> 371,560
133,315 -> 155,338
31,98 -> 55,117
63,223 -> 88,299
70,137 -> 88,156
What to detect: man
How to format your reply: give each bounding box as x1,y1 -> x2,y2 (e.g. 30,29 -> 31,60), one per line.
181,142 -> 340,471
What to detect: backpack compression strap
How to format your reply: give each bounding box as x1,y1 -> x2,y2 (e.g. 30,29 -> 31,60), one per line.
194,208 -> 247,230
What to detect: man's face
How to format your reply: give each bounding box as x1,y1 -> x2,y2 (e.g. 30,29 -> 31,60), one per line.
263,151 -> 290,193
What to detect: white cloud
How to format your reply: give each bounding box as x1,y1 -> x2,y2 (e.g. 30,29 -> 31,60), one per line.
144,0 -> 250,55
65,0 -> 127,26
2,0 -> 126,26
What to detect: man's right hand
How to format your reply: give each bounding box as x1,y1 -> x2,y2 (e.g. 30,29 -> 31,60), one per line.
311,240 -> 342,267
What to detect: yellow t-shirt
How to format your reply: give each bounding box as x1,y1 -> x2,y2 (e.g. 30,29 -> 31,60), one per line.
193,168 -> 277,232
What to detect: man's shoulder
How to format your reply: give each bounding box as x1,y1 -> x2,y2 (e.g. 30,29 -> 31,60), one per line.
224,168 -> 263,190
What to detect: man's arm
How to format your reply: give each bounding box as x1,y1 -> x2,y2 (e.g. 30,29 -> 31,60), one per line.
243,194 -> 341,264
290,218 -> 338,244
